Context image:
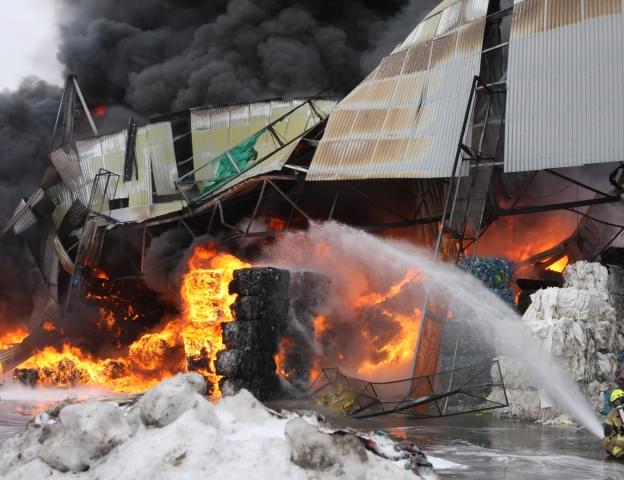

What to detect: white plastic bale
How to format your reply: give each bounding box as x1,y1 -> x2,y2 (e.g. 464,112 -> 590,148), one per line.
491,261 -> 624,421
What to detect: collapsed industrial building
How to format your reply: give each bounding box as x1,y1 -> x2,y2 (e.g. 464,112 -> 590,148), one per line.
1,0 -> 624,420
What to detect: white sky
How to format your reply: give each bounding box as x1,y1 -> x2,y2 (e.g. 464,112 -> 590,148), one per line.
0,1 -> 63,91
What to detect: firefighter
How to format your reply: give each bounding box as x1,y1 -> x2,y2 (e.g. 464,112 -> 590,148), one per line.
603,388 -> 624,458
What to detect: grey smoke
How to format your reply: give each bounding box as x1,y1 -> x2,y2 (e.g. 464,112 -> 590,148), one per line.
143,229 -> 194,301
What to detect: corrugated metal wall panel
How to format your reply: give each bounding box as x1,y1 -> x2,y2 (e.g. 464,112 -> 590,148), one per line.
307,4 -> 486,181
49,145 -> 83,193
146,122 -> 178,195
12,199 -> 37,235
505,0 -> 624,173
191,100 -> 303,182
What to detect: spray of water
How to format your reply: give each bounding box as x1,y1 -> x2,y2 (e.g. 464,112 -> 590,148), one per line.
265,222 -> 604,438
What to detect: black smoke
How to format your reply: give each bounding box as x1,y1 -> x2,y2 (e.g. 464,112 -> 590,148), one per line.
0,78 -> 61,221
57,0 -> 435,114
0,0 -> 436,319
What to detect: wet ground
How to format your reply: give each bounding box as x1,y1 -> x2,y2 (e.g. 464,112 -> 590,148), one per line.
375,415 -> 624,480
1,391 -> 624,479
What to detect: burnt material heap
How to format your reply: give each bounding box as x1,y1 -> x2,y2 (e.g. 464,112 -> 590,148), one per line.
217,267 -> 290,400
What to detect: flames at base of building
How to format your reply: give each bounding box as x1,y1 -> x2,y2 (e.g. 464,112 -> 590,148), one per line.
14,244 -> 250,395
6,237 -> 429,395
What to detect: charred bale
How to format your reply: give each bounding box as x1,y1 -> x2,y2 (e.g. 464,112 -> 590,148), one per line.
222,267 -> 290,400
283,271 -> 330,389
229,267 -> 290,298
216,349 -> 254,378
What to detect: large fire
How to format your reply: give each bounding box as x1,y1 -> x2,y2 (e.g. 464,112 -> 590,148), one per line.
275,264 -> 424,385
179,244 -> 250,395
10,228 -> 427,394
14,243 -> 249,396
477,212 -> 577,263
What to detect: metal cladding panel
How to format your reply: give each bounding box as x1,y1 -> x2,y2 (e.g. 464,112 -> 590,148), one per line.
12,199 -> 37,235
146,122 -> 178,196
190,99 -> 335,184
50,145 -> 83,193
76,132 -> 128,200
505,0 -> 624,173
128,127 -> 153,208
308,9 -> 486,181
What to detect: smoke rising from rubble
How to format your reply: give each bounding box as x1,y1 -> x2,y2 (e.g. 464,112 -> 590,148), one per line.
57,0 -> 435,114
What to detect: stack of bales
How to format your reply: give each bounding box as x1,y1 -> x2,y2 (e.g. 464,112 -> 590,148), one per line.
490,261 -> 624,420
217,267 -> 290,400
282,271 -> 330,389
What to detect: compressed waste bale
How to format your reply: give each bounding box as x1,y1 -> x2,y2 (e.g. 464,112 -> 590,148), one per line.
489,262 -> 624,421
289,271 -> 331,319
215,349 -> 254,378
601,247 -> 624,268
222,321 -> 257,351
282,271 -> 331,389
457,256 -> 514,290
14,368 -> 39,387
229,267 -> 290,298
221,267 -> 291,400
231,296 -> 290,332
607,265 -> 624,322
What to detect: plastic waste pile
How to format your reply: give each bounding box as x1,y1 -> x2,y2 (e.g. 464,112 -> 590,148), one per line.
489,262 -> 624,422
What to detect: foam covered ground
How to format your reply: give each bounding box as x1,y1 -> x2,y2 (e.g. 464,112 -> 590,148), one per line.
0,373 -> 449,479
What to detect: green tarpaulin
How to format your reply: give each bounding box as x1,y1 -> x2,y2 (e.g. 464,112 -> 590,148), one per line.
201,131 -> 263,194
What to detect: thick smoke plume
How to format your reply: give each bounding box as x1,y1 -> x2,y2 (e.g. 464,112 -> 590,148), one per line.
0,1 -> 435,322
57,0 -> 435,114
0,78 -> 61,221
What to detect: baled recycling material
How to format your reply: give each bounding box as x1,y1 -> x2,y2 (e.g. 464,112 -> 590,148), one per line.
457,256 -> 514,290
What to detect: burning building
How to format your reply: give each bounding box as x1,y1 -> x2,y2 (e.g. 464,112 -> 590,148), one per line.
1,0 -> 623,403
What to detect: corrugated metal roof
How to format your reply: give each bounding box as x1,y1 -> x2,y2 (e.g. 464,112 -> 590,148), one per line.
505,0 -> 624,172
307,0 -> 487,181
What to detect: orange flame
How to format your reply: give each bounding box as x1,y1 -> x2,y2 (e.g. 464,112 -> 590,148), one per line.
17,243 -> 250,396
274,336 -> 295,379
267,217 -> 286,232
179,244 -> 250,396
545,255 -> 569,273
0,326 -> 28,350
